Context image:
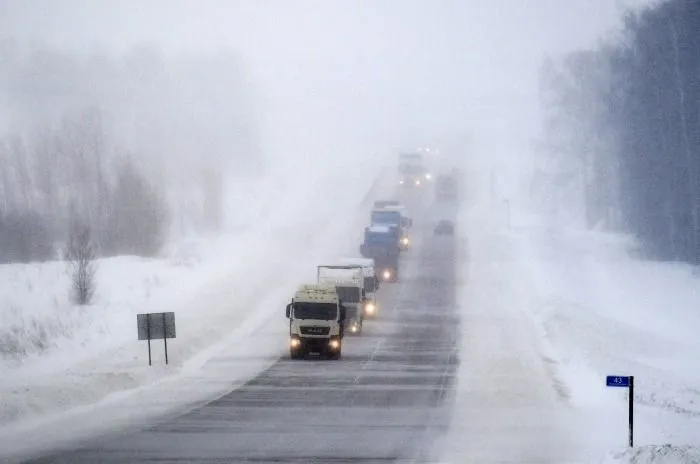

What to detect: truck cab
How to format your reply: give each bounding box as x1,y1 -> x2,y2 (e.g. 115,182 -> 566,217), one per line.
359,226 -> 401,283
286,283 -> 345,360
317,265 -> 366,335
338,257 -> 380,318
435,172 -> 458,202
370,206 -> 412,250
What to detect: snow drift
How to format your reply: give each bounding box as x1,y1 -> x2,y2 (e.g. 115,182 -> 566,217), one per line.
601,445 -> 700,464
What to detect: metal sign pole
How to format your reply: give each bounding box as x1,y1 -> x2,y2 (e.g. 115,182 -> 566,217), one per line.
629,376 -> 634,448
162,312 -> 169,365
605,375 -> 634,448
147,316 -> 152,366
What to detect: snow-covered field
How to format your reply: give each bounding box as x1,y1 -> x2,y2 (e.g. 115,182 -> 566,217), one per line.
0,160 -> 389,460
439,193 -> 700,464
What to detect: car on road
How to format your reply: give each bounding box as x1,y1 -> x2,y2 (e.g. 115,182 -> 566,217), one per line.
434,220 -> 455,236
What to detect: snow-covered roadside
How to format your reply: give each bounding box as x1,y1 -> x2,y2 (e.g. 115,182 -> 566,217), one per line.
0,163 -> 389,460
438,190 -> 700,463
437,197 -> 587,464
515,217 -> 700,462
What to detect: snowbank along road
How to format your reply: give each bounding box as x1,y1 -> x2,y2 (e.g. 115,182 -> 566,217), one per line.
23,189 -> 461,463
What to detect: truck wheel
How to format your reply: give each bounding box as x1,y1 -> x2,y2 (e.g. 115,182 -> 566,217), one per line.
329,345 -> 342,360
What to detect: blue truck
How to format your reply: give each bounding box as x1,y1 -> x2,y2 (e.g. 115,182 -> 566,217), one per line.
359,225 -> 401,283
370,204 -> 412,250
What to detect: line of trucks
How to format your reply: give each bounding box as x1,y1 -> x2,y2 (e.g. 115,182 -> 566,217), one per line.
397,151 -> 460,202
285,199 -> 413,360
284,150 -> 460,360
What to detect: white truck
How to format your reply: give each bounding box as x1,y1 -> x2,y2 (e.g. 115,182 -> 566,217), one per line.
338,257 -> 380,318
285,283 -> 345,360
317,265 -> 366,334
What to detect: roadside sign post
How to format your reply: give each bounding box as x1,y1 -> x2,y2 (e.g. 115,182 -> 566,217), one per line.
605,375 -> 634,447
162,312 -> 169,365
137,312 -> 176,366
146,315 -> 152,366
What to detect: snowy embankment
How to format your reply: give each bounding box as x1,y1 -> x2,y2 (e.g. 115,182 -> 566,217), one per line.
0,158 -> 389,460
520,220 -> 700,463
439,193 -> 700,463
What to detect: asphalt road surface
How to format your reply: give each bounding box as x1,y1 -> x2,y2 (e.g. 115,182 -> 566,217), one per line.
26,192 -> 460,464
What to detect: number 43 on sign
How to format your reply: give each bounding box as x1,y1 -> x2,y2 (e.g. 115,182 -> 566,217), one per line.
606,376 -> 630,387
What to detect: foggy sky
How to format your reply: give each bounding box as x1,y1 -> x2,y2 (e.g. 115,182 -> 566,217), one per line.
0,0 -> 652,168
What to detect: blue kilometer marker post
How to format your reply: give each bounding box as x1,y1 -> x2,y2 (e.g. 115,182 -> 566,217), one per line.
605,375 -> 634,447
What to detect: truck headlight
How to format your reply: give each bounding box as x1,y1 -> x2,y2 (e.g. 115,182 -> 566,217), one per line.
401,237 -> 409,245
365,303 -> 375,314
425,173 -> 432,180
290,338 -> 301,348
399,180 -> 404,184
415,180 -> 421,186
382,269 -> 392,280
328,339 -> 340,349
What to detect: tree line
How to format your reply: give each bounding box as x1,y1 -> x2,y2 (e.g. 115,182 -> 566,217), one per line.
0,40 -> 258,265
537,0 -> 700,263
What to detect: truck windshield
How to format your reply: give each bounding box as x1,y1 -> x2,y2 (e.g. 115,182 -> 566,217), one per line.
366,232 -> 397,244
372,211 -> 401,224
399,164 -> 424,175
336,286 -> 361,303
293,303 -> 337,320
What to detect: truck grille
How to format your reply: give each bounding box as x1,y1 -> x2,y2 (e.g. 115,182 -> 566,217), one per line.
300,326 -> 330,336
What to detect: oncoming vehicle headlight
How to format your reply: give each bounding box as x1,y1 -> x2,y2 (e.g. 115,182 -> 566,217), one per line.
365,303 -> 375,313
425,173 -> 432,180
415,179 -> 421,186
399,180 -> 404,184
382,269 -> 392,280
328,339 -> 340,349
401,237 -> 409,245
290,338 -> 301,348
350,324 -> 358,333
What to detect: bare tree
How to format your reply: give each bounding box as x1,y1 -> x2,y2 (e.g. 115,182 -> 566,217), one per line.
66,216 -> 97,305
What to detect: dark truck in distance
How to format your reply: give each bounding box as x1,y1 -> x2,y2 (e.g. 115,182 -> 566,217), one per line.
360,225 -> 401,283
435,172 -> 458,202
434,219 -> 455,236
